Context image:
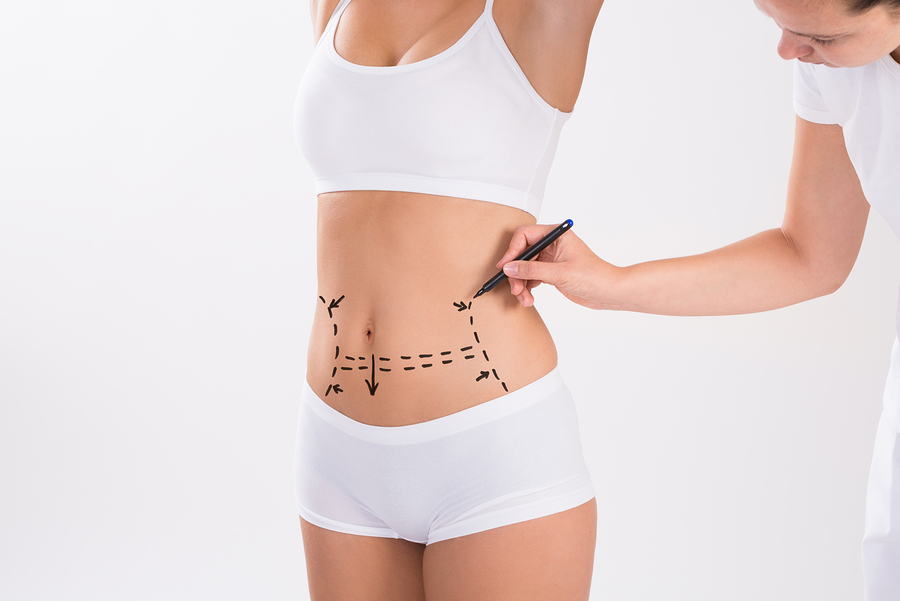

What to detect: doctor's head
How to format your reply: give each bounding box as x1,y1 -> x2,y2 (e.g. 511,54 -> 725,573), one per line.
755,0 -> 900,67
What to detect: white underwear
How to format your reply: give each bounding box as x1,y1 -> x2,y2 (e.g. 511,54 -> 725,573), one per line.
293,367 -> 595,545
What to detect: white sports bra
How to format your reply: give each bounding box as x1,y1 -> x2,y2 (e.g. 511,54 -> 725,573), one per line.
293,0 -> 571,218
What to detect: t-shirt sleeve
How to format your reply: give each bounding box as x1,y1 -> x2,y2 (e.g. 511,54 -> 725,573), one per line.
792,60 -> 839,125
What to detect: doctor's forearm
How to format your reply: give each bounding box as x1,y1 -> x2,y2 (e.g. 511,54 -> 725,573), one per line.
604,227 -> 847,316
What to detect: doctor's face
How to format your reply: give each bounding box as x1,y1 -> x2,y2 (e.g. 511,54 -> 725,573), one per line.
755,0 -> 900,67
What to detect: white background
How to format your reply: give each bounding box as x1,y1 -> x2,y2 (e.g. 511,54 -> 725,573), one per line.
2,0 -> 898,599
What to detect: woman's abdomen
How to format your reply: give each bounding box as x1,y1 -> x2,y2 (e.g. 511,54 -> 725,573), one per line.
307,191 -> 558,426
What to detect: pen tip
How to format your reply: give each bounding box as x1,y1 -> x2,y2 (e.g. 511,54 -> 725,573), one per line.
473,290 -> 483,299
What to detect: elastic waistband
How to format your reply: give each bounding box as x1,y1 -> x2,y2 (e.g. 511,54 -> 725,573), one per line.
301,367 -> 566,445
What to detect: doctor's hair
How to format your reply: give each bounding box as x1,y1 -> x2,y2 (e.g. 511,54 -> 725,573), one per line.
845,0 -> 900,15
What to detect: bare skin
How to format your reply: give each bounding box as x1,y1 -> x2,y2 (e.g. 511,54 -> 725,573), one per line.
301,0 -> 603,598
310,193 -> 558,426
498,0 -> 900,315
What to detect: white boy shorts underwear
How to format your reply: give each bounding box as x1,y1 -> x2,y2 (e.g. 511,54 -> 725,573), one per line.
293,367 -> 595,545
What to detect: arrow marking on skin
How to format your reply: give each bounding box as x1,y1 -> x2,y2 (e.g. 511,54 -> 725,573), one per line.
327,295 -> 345,319
324,295 -> 509,398
365,355 -> 379,396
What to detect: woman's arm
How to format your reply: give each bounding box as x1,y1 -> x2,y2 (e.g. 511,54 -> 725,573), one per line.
499,116 -> 871,315
494,0 -> 604,112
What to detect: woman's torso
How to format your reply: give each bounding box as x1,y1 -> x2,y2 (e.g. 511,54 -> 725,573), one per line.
300,0 -> 600,426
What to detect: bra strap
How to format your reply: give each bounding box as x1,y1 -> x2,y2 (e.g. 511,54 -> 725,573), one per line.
324,0 -> 353,38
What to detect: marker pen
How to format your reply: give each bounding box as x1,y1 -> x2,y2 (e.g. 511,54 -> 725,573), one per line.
473,219 -> 573,299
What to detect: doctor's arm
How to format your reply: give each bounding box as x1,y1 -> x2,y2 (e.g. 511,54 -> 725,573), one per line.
499,116 -> 871,316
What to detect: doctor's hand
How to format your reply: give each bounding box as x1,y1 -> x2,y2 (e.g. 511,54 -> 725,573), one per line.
497,223 -> 616,309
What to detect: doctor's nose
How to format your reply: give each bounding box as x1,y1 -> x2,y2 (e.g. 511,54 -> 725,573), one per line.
777,30 -> 813,61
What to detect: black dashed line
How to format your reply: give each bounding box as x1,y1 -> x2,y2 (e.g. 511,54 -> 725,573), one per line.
379,357 -> 390,362
442,360 -> 452,365
440,351 -> 451,356
502,382 -> 508,392
461,346 -> 473,352
419,354 -> 433,358
401,356 -> 411,360
358,356 -> 365,361
326,384 -> 333,396
331,367 -> 337,378
404,366 -> 415,371
358,366 -> 368,370
341,367 -> 353,371
379,368 -> 391,372
335,346 -> 339,359
468,302 -> 472,310
465,355 -> 475,360
470,316 -> 473,325
474,332 -> 480,344
345,356 -> 355,361
319,296 -> 326,304
422,364 -> 433,368
492,369 -> 499,380
333,324 -> 338,336
483,350 -> 490,361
